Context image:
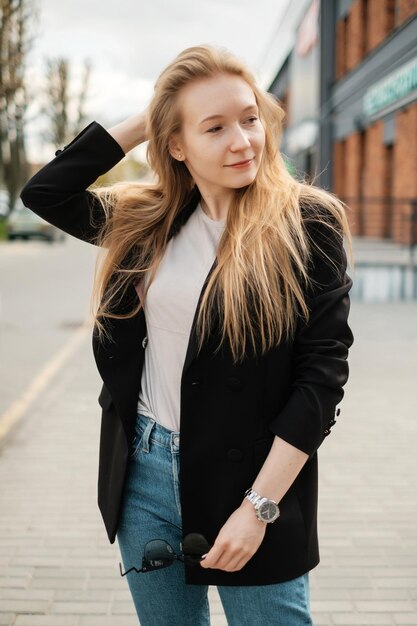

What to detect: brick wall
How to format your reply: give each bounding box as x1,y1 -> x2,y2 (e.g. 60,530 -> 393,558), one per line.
333,104 -> 417,244
332,1 -> 417,244
392,104 -> 417,244
346,0 -> 366,72
396,0 -> 417,24
334,134 -> 364,236
335,0 -> 416,78
366,0 -> 396,52
362,121 -> 386,237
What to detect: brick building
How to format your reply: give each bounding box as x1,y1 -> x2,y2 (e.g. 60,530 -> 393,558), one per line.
263,0 -> 417,244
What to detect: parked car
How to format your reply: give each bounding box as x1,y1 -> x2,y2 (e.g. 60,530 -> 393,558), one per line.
7,199 -> 65,242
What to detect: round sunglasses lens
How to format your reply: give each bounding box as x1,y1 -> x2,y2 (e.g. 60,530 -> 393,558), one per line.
182,533 -> 211,556
144,540 -> 175,569
182,533 -> 211,565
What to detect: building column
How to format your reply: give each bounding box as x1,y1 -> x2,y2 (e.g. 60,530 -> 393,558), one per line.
318,0 -> 336,191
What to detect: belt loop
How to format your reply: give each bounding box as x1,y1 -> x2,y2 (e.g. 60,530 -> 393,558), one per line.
142,417 -> 155,453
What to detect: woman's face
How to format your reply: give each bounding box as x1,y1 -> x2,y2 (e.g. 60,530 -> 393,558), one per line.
170,74 -> 265,197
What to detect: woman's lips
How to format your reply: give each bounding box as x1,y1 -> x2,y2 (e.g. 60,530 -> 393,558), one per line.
226,158 -> 254,168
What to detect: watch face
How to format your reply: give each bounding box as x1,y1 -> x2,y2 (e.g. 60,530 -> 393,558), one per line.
258,501 -> 280,522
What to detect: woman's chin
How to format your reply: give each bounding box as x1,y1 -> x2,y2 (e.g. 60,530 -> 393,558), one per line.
228,175 -> 257,189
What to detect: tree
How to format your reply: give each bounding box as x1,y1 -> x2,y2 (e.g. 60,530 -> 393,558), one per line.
40,55 -> 92,147
0,0 -> 39,215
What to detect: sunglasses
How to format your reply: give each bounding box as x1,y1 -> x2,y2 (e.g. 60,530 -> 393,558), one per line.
119,532 -> 211,576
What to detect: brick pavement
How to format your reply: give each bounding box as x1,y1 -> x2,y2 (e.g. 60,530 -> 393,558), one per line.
0,299 -> 417,625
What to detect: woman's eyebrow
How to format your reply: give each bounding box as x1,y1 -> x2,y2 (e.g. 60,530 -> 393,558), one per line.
198,104 -> 258,125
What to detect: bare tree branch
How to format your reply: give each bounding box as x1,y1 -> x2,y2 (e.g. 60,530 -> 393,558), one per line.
0,0 -> 39,213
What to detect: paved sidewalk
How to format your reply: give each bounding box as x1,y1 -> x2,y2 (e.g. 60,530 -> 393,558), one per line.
0,299 -> 417,625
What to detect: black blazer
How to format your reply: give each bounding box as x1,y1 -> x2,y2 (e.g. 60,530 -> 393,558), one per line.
20,121 -> 354,586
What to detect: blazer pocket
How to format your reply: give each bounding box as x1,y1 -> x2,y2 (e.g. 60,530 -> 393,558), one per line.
98,384 -> 113,410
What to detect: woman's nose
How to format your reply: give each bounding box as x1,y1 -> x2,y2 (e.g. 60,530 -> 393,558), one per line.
229,124 -> 251,151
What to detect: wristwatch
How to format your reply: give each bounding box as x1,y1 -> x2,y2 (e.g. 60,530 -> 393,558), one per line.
244,488 -> 280,523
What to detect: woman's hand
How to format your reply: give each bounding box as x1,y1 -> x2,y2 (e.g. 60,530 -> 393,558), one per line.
199,499 -> 267,572
107,107 -> 149,154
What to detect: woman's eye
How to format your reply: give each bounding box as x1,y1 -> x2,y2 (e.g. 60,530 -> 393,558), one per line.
207,117 -> 258,133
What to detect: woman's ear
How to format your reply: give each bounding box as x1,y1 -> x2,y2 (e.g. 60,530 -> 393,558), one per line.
168,136 -> 184,161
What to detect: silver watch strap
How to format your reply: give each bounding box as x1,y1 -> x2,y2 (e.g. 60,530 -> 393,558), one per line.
244,488 -> 277,507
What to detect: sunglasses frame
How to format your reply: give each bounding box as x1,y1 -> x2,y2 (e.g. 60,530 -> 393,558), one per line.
119,532 -> 211,577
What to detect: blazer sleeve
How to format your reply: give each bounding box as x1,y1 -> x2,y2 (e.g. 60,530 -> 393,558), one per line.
268,211 -> 354,457
19,121 -> 126,245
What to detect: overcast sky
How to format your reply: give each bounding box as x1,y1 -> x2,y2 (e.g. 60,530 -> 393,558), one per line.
25,0 -> 291,161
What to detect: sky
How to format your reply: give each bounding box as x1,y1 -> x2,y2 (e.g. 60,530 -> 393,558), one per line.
24,0 -> 291,162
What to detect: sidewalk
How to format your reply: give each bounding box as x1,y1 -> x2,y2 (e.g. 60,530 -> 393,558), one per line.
1,299 -> 417,625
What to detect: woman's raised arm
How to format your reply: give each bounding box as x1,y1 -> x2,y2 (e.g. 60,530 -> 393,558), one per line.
107,110 -> 148,154
19,111 -> 148,245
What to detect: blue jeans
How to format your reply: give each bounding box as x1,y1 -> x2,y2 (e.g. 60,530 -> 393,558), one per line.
117,413 -> 313,626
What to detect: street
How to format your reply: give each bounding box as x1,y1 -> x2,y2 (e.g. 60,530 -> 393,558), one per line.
0,237 -> 97,421
0,237 -> 416,625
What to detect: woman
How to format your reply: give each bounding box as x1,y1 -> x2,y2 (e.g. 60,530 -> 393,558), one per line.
20,44 -> 354,625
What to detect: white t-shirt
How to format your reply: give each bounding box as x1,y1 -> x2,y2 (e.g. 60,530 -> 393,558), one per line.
136,201 -> 226,432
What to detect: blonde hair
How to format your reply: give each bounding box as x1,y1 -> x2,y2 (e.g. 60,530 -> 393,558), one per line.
89,44 -> 354,363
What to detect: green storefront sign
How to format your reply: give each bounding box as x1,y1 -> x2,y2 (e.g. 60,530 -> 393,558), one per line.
363,56 -> 417,117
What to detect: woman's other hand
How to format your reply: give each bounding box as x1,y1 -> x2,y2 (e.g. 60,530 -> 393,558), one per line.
199,499 -> 267,572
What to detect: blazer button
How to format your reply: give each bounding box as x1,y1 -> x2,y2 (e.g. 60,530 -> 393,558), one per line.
190,379 -> 201,386
336,408 -> 341,416
55,149 -> 63,156
226,448 -> 243,462
142,336 -> 148,348
226,376 -> 243,391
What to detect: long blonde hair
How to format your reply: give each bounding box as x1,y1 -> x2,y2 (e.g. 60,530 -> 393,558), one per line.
89,44 -> 354,363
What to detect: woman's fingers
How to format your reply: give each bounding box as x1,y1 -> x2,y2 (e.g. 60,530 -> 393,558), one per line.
200,541 -> 253,571
220,553 -> 249,572
199,543 -> 224,568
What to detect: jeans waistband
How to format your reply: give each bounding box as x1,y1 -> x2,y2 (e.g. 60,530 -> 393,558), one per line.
136,412 -> 180,453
